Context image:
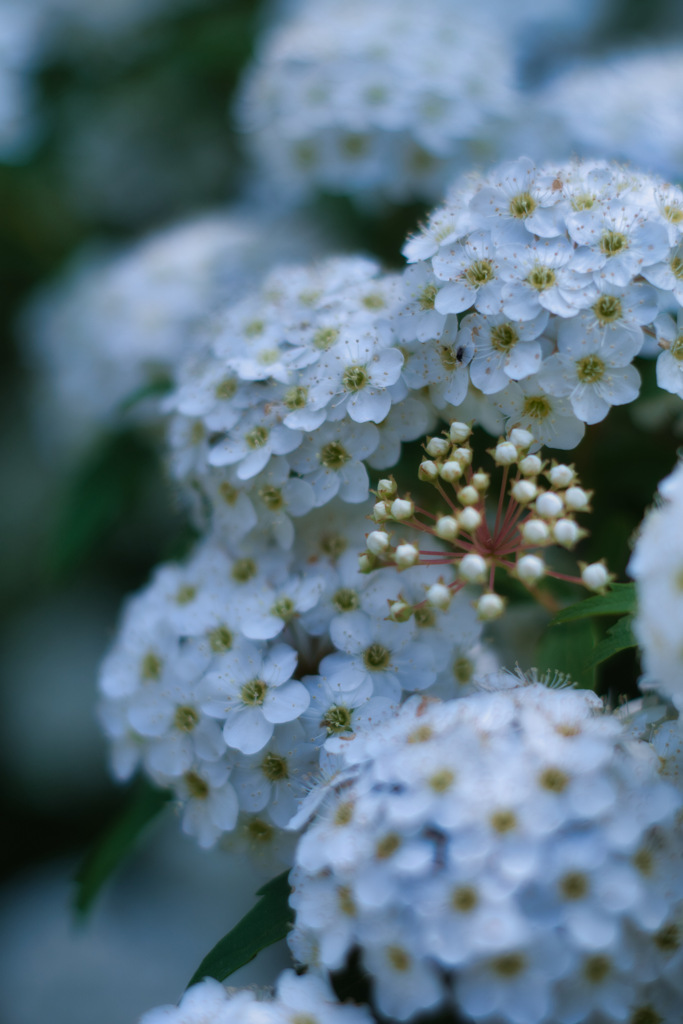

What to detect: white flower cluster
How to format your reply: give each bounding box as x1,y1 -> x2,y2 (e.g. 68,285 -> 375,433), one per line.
400,156 -> 683,443
538,47 -> 683,183
236,0 -> 516,203
289,684 -> 683,1024
22,207 -> 327,451
629,460 -> 683,712
165,255 -> 435,525
0,0 -> 45,159
364,423 -> 610,622
139,970 -> 372,1024
97,503 -> 492,848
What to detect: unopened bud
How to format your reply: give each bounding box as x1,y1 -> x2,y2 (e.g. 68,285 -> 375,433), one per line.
564,486 -> 591,511
395,543 -> 419,568
377,478 -> 397,499
476,593 -> 505,620
435,515 -> 459,541
511,479 -> 537,504
458,485 -> 479,507
389,600 -> 413,622
426,583 -> 451,609
367,530 -> 391,556
516,554 -> 545,584
391,498 -> 415,521
519,454 -> 543,477
426,436 -> 451,458
553,518 -> 582,548
522,518 -> 550,544
509,428 -> 534,450
440,460 -> 464,482
494,441 -> 518,466
453,446 -> 473,466
472,471 -> 490,492
535,491 -> 564,519
459,507 -> 483,531
459,553 -> 488,583
548,464 -> 575,489
449,421 -> 471,443
358,553 -> 376,573
581,561 -> 612,592
419,460 -> 439,483
373,501 -> 390,522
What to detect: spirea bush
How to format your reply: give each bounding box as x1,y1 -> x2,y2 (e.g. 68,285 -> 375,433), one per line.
81,152 -> 683,1024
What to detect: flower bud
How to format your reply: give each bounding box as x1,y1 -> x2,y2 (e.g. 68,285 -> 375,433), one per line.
511,479 -> 537,504
472,471 -> 490,492
553,518 -> 582,548
426,436 -> 451,458
458,485 -> 479,507
519,454 -> 543,477
367,530 -> 390,556
516,554 -> 545,584
391,498 -> 415,521
440,460 -> 464,482
535,491 -> 564,519
494,441 -> 518,466
358,553 -> 376,573
476,593 -> 505,620
418,460 -> 439,483
449,421 -> 471,443
389,600 -> 413,622
548,464 -> 574,488
581,561 -> 612,592
458,507 -> 482,531
395,543 -> 419,568
509,428 -> 534,450
453,446 -> 473,466
522,518 -> 550,544
564,486 -> 591,511
377,478 -> 397,499
426,583 -> 451,609
435,515 -> 458,541
459,553 -> 488,583
373,501 -> 390,522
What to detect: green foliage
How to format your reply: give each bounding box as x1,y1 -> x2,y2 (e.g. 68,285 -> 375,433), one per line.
74,777 -> 171,918
49,428 -> 159,578
584,615 -> 637,669
118,378 -> 173,413
551,583 -> 636,624
535,617 -> 598,690
187,871 -> 293,988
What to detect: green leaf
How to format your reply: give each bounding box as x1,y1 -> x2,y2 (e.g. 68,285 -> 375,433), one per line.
49,429 -> 157,577
74,778 -> 171,918
187,870 -> 293,988
118,376 -> 173,413
551,583 -> 636,624
535,617 -> 598,690
585,615 -> 637,670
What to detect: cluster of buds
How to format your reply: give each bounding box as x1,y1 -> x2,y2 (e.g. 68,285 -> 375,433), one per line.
362,421 -> 612,621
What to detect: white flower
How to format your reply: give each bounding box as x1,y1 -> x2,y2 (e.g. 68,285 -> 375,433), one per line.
629,460 -> 683,703
287,420 -> 379,505
498,236 -> 594,321
208,403 -> 303,481
463,310 -> 548,394
469,156 -> 566,245
654,309 -> 683,398
302,327 -> 404,424
538,319 -> 641,424
319,610 -> 438,701
200,643 -> 309,755
493,380 -> 585,449
430,230 -> 504,316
